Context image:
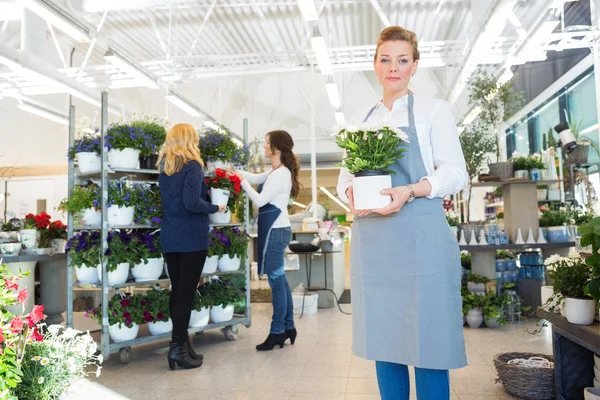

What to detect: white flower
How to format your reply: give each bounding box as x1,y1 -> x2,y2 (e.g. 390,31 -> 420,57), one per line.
67,357 -> 75,366
568,250 -> 580,259
97,354 -> 104,364
37,377 -> 44,384
377,133 -> 383,140
346,125 -> 358,133
47,325 -> 61,337
512,151 -> 521,158
40,358 -> 49,366
544,254 -> 561,266
32,356 -> 41,361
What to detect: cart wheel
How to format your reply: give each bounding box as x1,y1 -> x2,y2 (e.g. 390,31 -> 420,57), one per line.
119,347 -> 131,364
245,322 -> 251,328
222,325 -> 238,341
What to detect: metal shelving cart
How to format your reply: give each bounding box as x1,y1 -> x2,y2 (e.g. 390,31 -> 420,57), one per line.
65,92 -> 252,363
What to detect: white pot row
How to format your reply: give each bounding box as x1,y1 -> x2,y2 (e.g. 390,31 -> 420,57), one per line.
80,206 -> 135,227
76,258 -> 166,285
76,149 -> 141,174
464,308 -> 502,329
189,305 -> 234,327
202,255 -> 241,274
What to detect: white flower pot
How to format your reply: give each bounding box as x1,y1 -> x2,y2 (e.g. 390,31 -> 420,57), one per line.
514,170 -> 529,179
76,152 -> 101,174
109,323 -> 139,343
97,262 -> 130,286
108,206 -> 135,226
218,255 -> 241,272
467,282 -> 486,293
148,319 -> 173,335
352,173 -> 392,211
537,188 -> 548,201
213,160 -> 230,170
585,388 -> 600,400
81,208 -> 101,226
0,242 -> 22,256
50,239 -> 67,253
209,209 -> 231,224
132,258 -> 164,282
565,297 -> 596,325
210,304 -> 234,323
76,264 -> 100,284
466,308 -> 483,328
189,307 -> 210,328
548,189 -> 561,201
108,148 -> 140,169
210,188 -> 230,206
202,255 -> 219,275
485,314 -> 502,328
19,229 -> 38,249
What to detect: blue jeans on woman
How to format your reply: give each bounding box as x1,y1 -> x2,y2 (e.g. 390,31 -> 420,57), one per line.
265,227 -> 294,334
376,361 -> 450,400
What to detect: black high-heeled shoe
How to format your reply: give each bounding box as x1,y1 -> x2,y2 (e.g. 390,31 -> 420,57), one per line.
187,337 -> 203,362
168,341 -> 203,370
255,333 -> 286,351
285,328 -> 297,345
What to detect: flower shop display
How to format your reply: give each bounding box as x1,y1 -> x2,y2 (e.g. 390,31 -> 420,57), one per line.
189,288 -> 211,328
66,231 -> 102,284
143,286 -> 172,335
543,252 -> 595,325
206,168 -> 242,224
105,122 -> 148,169
68,133 -> 102,174
483,290 -> 509,328
132,183 -> 162,226
539,208 -> 570,243
107,180 -> 135,226
129,113 -> 167,169
210,226 -> 249,272
14,325 -> 102,400
58,184 -> 101,226
20,212 -> 50,250
463,293 -> 486,328
87,292 -> 143,342
203,278 -> 245,323
198,125 -> 249,170
579,217 -> 600,308
315,219 -> 342,252
336,124 -> 409,210
98,231 -> 139,286
131,231 -> 164,282
204,229 -> 220,275
44,220 -> 68,253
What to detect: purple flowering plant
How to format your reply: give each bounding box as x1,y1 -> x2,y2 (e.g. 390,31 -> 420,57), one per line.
107,180 -> 135,208
68,133 -> 101,160
86,292 -> 144,328
198,125 -> 249,166
132,183 -> 162,226
200,278 -> 245,308
141,286 -> 170,323
65,231 -> 102,268
208,226 -> 249,259
131,230 -> 162,265
105,230 -> 138,272
105,123 -> 148,152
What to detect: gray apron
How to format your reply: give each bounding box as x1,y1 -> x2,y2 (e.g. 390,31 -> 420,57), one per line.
351,94 -> 467,370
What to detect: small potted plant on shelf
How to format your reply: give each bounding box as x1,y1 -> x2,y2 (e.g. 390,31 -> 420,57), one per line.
543,252 -> 594,325
205,168 -> 242,224
537,185 -> 548,201
87,292 -> 143,342
58,184 -> 101,226
511,155 -> 530,180
42,220 -> 68,253
466,273 -> 489,294
131,231 -> 164,282
20,212 -> 51,252
189,286 -> 212,328
464,292 -> 486,328
68,133 -> 102,174
217,226 -> 249,273
527,153 -> 545,181
66,231 -> 102,284
129,113 -> 167,169
335,124 -> 409,210
99,230 -> 138,286
105,122 -> 147,169
142,286 -> 172,335
198,124 -> 249,171
538,207 -> 570,243
107,181 -> 136,226
132,183 -> 162,227
570,207 -> 593,238
483,291 -> 509,328
495,250 -> 516,273
203,278 -> 245,323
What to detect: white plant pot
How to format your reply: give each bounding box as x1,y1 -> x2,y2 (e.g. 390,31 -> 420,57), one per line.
0,242 -> 22,256
19,229 -> 38,249
352,173 -> 392,211
108,206 -> 135,226
548,189 -> 561,201
108,148 -> 140,169
202,255 -> 219,275
209,209 -> 231,224
537,188 -> 548,201
189,307 -> 210,328
565,297 -> 596,325
148,319 -> 173,335
466,309 -> 483,328
467,282 -> 486,293
97,262 -> 130,286
76,263 -> 100,284
108,323 -> 139,343
213,160 -> 230,170
132,258 -> 164,282
585,388 -> 600,400
218,255 -> 241,272
76,152 -> 101,174
81,208 -> 101,226
210,304 -> 234,323
50,239 -> 67,253
210,188 -> 230,206
514,170 -> 529,179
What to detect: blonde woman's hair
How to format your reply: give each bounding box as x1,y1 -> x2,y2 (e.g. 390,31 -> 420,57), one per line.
375,26 -> 420,61
157,123 -> 204,175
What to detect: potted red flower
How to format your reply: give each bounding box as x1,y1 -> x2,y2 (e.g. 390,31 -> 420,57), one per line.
20,212 -> 52,251
206,168 -> 242,224
42,220 -> 68,253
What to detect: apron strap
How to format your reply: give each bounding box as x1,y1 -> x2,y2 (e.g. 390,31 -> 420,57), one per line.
407,94 -> 415,131
362,103 -> 380,124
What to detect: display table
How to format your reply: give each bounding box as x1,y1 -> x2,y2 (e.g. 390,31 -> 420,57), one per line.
538,309 -> 600,400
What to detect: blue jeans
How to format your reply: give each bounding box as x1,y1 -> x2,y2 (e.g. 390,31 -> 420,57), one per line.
265,227 -> 293,334
375,361 -> 449,400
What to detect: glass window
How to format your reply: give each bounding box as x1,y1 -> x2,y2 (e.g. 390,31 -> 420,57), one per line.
512,121 -> 530,156
535,97 -> 560,153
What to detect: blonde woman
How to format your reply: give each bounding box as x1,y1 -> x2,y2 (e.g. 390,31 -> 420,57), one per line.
158,123 -> 225,370
337,27 -> 468,399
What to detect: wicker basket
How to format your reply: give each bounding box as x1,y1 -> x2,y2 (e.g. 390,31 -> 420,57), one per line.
494,352 -> 555,400
489,162 -> 514,180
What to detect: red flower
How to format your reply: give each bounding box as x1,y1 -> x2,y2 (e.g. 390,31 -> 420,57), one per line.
17,288 -> 27,304
31,327 -> 43,342
215,168 -> 227,178
50,220 -> 66,230
26,305 -> 45,328
0,328 -> 5,344
10,317 -> 24,333
4,278 -> 18,292
120,299 -> 130,307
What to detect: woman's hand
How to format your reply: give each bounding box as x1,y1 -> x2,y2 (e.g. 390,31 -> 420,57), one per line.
218,205 -> 227,212
226,168 -> 246,182
372,186 -> 411,216
346,186 -> 372,217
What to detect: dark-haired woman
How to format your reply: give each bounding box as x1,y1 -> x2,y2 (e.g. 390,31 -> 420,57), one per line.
230,130 -> 301,351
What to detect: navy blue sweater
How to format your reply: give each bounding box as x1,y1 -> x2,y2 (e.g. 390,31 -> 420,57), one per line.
159,161 -> 219,253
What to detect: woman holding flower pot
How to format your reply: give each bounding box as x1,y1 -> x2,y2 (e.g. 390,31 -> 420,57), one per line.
158,123 -> 226,370
229,130 -> 300,351
336,26 -> 468,400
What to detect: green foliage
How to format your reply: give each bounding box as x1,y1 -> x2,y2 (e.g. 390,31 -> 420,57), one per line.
105,231 -> 139,272
58,185 -> 100,215
191,289 -> 212,311
579,217 -> 600,299
460,252 -> 471,270
200,278 -> 245,307
336,126 -> 407,174
482,291 -> 509,326
571,209 -> 594,226
68,134 -> 101,160
538,209 -> 570,227
107,181 -> 135,208
467,273 -> 490,284
495,250 -> 514,260
66,232 -> 102,268
142,286 -> 170,322
209,226 -> 249,258
545,253 -> 591,299
459,122 -> 495,183
105,123 -> 148,152
198,126 -> 249,166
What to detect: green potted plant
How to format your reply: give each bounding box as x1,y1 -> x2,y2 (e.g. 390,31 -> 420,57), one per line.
464,292 -> 486,328
336,124 -> 408,210
142,286 -> 172,335
41,220 -> 68,253
483,290 -> 509,328
107,181 -> 135,226
198,125 -> 249,170
105,122 -> 147,169
130,231 -> 164,282
203,278 -> 245,323
511,155 -> 530,179
87,292 -> 143,342
132,183 -> 162,227
216,226 -> 249,273
68,133 -> 102,174
189,286 -> 212,328
66,231 -> 101,284
99,231 -> 138,287
129,113 -> 167,169
537,185 -> 548,201
466,273 -> 490,294
539,208 -> 570,242
58,184 -> 101,227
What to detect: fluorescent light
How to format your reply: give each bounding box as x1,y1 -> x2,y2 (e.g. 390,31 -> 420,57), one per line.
292,201 -> 307,209
17,102 -> 68,125
109,79 -> 149,89
25,0 -> 90,43
325,81 -> 340,108
297,0 -> 318,21
335,111 -> 345,126
320,186 -> 351,213
104,49 -> 159,89
165,92 -> 202,117
203,121 -> 219,130
311,34 -> 333,75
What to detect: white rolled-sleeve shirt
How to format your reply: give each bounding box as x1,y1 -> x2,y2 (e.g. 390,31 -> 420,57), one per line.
336,94 -> 468,203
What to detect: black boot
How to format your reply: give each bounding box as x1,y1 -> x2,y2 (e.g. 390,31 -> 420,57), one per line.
168,341 -> 203,370
285,328 -> 297,345
256,333 -> 286,351
187,337 -> 203,362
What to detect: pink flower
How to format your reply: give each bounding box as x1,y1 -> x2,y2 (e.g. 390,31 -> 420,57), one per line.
31,327 -> 43,342
10,317 -> 24,333
4,278 -> 18,291
17,288 -> 27,304
26,305 -> 44,328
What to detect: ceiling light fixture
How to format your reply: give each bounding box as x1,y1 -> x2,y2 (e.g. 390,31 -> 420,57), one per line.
320,186 -> 350,213
311,31 -> 333,75
297,0 -> 318,22
104,49 -> 160,89
25,0 -> 90,43
292,201 -> 307,209
325,79 -> 341,108
334,110 -> 345,126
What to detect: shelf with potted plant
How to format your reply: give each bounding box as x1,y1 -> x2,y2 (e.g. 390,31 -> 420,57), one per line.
198,124 -> 249,172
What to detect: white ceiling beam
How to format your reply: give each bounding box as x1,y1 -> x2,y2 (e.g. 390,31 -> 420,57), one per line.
145,9 -> 168,57
186,0 -> 218,57
369,0 -> 391,28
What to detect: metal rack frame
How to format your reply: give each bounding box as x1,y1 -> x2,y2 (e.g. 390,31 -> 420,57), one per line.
66,92 -> 252,363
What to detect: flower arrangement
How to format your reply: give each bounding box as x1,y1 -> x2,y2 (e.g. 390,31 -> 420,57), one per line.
105,231 -> 139,272
132,183 -> 162,226
39,219 -> 67,249
65,231 -> 102,268
206,168 -> 243,212
67,134 -> 101,160
571,208 -> 594,226
107,180 -> 135,208
127,113 -> 167,157
539,208 -> 570,227
58,184 -> 101,215
335,123 -> 409,174
14,325 -> 102,400
191,288 -> 212,311
445,210 -> 459,227
23,213 -> 51,230
141,286 -> 170,323
105,123 -> 148,152
87,292 -> 143,328
2,218 -> 22,232
209,226 -> 249,259
544,252 -> 591,306
201,278 -> 245,308
198,125 -> 249,166
131,231 -> 162,264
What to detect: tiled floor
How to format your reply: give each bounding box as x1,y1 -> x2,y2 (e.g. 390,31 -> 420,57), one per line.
65,303 -> 553,400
